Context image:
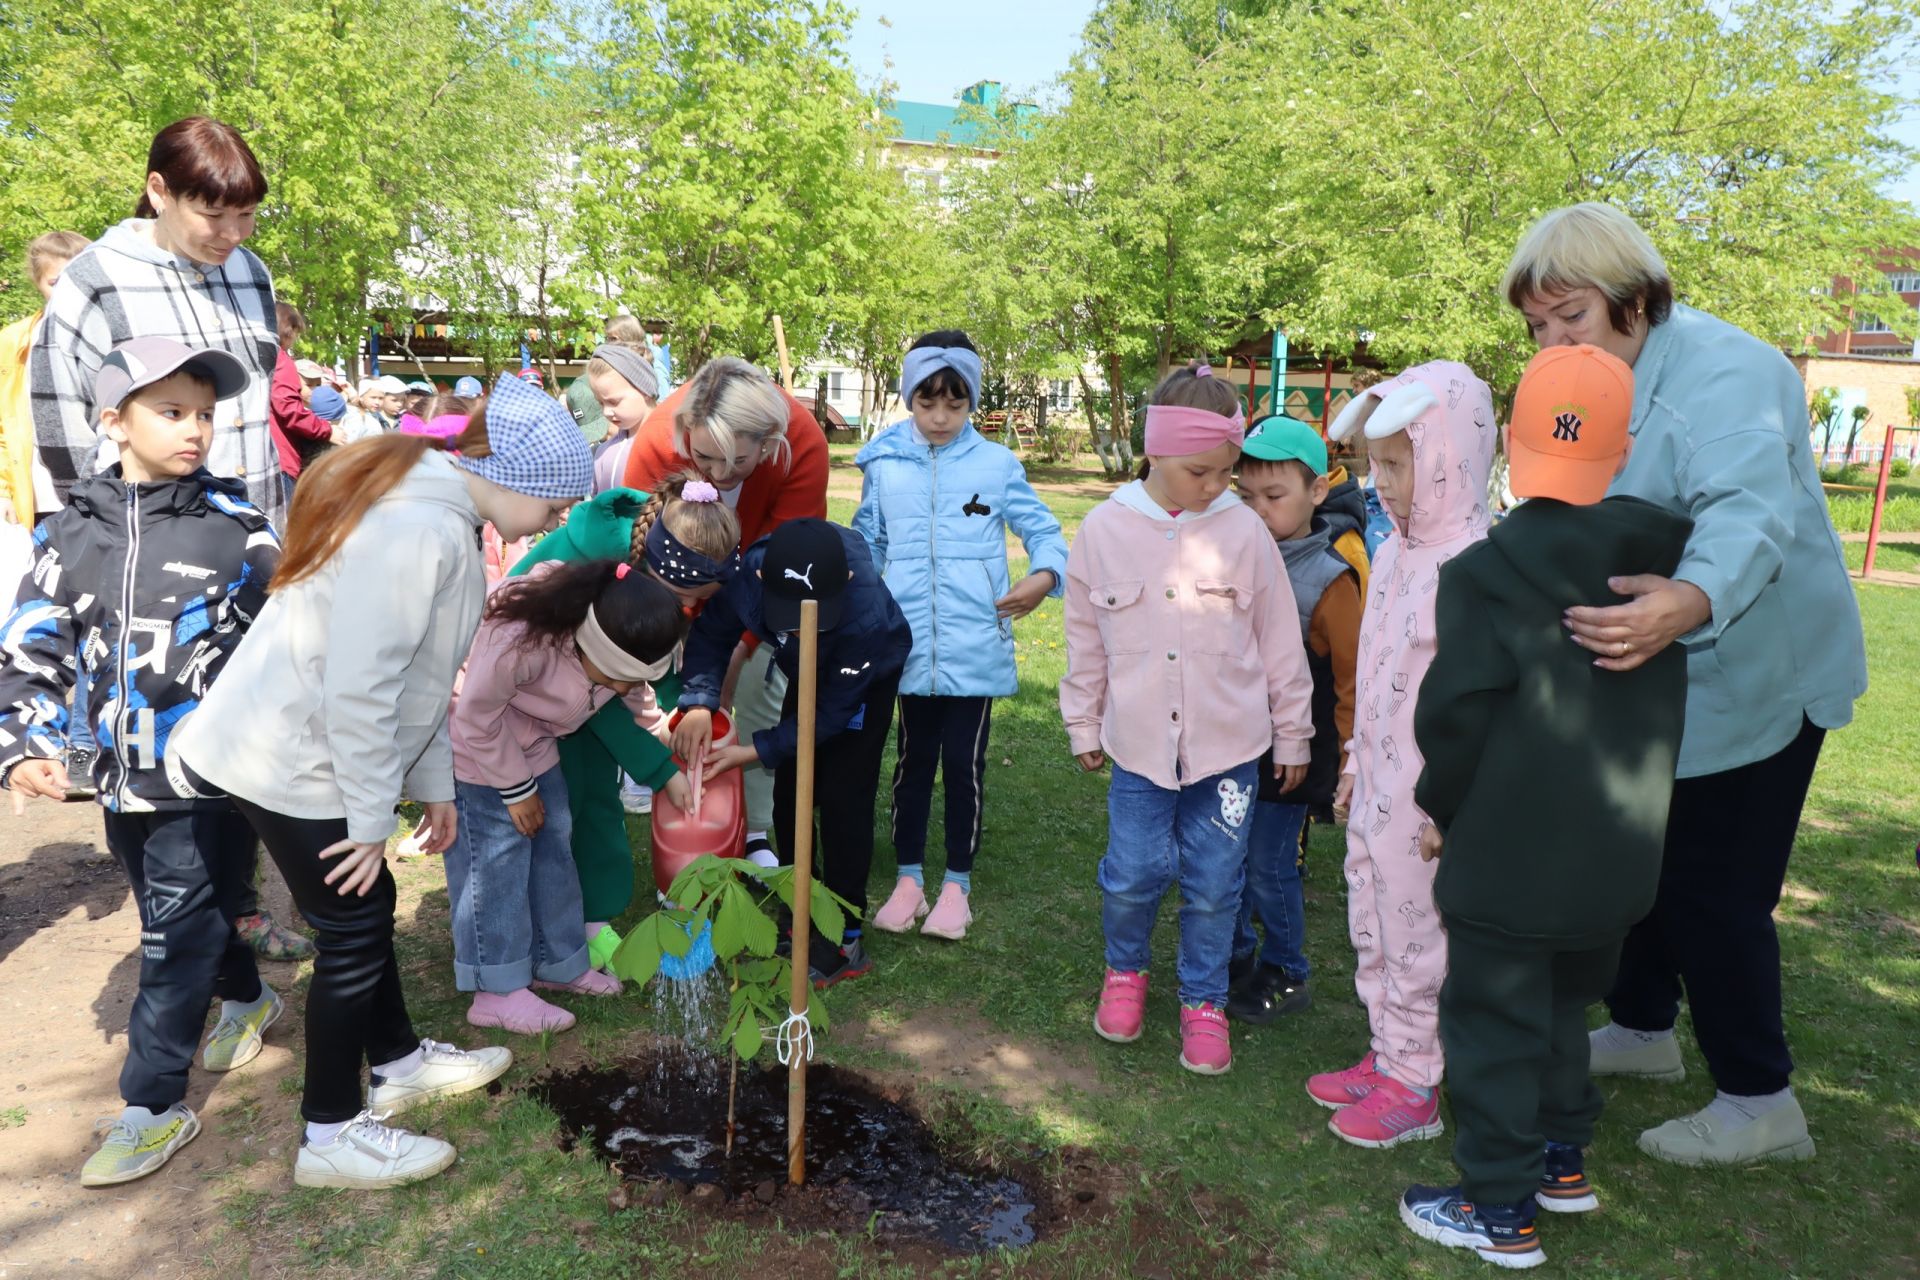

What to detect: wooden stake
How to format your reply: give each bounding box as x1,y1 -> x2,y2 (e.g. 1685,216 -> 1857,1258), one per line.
786,597 -> 819,1187
772,315 -> 794,389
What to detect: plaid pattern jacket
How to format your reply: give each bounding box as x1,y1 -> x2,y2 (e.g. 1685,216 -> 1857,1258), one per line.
29,221 -> 285,528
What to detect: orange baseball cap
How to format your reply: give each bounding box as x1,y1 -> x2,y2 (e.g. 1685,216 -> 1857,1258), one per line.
1508,345 -> 1633,505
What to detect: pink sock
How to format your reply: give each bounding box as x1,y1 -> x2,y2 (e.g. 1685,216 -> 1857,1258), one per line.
533,969 -> 622,997
467,988 -> 576,1035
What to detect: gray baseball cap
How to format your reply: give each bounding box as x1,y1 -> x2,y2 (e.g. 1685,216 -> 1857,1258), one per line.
94,338 -> 249,416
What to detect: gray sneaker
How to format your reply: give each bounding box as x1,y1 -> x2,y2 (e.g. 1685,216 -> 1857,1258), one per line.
1588,1025 -> 1686,1083
203,987 -> 284,1072
1639,1097 -> 1816,1167
81,1104 -> 200,1187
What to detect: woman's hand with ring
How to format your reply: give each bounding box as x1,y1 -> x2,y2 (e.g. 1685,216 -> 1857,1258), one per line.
1563,575 -> 1711,672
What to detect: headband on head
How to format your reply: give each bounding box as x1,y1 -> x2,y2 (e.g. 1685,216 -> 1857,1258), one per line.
645,515 -> 741,588
593,343 -> 660,400
576,603 -> 673,683
900,346 -> 983,411
1143,403 -> 1247,457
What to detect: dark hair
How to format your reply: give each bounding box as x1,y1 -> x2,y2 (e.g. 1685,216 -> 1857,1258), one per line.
1238,455 -> 1319,488
134,118 -> 268,218
907,329 -> 978,403
427,393 -> 476,420
276,302 -> 306,343
485,560 -> 688,666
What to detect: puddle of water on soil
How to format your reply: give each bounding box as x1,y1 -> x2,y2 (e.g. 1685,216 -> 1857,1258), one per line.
534,1044 -> 1038,1252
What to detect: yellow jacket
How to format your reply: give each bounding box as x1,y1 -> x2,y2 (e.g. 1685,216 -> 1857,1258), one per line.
0,312 -> 40,526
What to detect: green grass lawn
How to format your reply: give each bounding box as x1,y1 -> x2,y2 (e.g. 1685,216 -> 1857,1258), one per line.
221,465 -> 1920,1279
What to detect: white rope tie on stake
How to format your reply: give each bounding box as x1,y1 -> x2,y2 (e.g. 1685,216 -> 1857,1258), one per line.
774,1008 -> 815,1065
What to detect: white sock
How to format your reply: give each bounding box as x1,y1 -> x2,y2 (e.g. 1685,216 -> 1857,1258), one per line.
372,1045 -> 425,1081
1703,1087 -> 1794,1129
122,1104 -> 166,1125
305,1118 -> 350,1145
1591,1022 -> 1673,1054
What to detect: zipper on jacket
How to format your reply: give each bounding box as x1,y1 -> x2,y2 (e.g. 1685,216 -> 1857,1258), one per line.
927,442 -> 939,693
115,483 -> 140,807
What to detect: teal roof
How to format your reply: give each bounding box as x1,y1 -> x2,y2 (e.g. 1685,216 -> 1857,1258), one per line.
886,100 -> 990,148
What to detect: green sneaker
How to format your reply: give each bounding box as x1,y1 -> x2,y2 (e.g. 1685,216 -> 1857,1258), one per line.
203,987 -> 284,1072
587,924 -> 623,972
81,1104 -> 200,1187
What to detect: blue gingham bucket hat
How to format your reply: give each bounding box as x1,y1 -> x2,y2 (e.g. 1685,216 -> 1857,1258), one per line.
451,371 -> 593,499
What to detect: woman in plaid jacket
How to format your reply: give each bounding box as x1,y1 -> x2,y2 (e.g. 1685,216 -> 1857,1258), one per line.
29,117 -> 285,529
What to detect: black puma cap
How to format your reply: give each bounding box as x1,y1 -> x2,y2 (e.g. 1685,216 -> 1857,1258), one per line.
761,518 -> 850,633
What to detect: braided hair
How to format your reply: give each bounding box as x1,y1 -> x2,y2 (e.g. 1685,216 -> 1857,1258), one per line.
628,470 -> 741,567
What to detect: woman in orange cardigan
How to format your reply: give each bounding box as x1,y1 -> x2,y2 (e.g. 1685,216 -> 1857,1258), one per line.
622,357 -> 828,862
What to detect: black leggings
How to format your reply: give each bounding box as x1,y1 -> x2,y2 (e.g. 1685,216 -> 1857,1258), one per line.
230,799 -> 418,1123
889,694 -> 992,875
1607,716 -> 1826,1096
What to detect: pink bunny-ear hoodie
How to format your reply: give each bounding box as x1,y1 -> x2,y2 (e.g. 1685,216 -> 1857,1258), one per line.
1329,360 -> 1496,1090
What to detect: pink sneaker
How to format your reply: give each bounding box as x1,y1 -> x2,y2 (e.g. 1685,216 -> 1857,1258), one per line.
1328,1075 -> 1444,1149
468,989 -> 576,1035
1094,969 -> 1148,1043
1306,1051 -> 1389,1110
872,876 -> 930,933
534,968 -> 622,997
919,882 -> 972,941
1178,1003 -> 1232,1075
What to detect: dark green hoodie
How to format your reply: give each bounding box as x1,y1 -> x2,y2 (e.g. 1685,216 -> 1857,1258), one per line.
1414,496 -> 1693,946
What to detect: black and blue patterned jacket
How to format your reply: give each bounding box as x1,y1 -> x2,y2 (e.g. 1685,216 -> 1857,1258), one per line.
0,468 -> 278,811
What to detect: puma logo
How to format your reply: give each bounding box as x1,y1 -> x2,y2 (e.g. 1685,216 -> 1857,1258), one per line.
963,494 -> 991,517
784,565 -> 814,590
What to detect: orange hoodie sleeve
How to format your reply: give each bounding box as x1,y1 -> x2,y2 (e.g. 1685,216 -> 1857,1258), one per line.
739,394 -> 829,544
1309,571 -> 1362,767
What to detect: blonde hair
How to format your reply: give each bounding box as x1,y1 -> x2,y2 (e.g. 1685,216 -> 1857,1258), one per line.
629,470 -> 743,564
605,314 -> 648,346
1502,203 -> 1674,330
675,357 -> 791,472
26,230 -> 89,282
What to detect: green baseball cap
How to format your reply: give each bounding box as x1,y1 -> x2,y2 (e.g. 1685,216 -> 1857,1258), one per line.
1241,415 -> 1328,475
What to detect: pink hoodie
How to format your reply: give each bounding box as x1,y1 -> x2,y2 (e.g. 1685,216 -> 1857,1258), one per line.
450,603 -> 658,802
1333,360 -> 1496,1089
1061,482 -> 1314,791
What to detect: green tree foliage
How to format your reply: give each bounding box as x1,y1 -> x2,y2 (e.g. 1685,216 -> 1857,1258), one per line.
0,0 -> 576,353
570,0 -> 892,370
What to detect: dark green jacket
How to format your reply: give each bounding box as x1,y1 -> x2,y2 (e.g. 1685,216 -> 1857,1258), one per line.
509,487 -> 680,788
1414,496 -> 1692,946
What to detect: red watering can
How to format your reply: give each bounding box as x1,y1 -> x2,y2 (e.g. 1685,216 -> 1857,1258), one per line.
650,708 -> 746,898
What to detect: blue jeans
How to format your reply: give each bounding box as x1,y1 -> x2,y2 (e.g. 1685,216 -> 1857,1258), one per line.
1232,800 -> 1311,982
448,766 -> 591,992
1099,760 -> 1258,1007
70,660 -> 95,754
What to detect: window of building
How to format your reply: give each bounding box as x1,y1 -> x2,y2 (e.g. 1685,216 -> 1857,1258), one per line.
1048,379 -> 1072,410
1885,270 -> 1920,294
825,371 -> 845,399
1856,315 -> 1893,334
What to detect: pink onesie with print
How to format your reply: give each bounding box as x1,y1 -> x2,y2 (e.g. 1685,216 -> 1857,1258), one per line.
1335,362 -> 1495,1090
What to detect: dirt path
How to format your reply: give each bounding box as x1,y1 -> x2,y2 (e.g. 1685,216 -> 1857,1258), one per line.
0,797 -> 301,1280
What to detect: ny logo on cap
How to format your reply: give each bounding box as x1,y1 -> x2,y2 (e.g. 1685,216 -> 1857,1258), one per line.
1552,411 -> 1582,443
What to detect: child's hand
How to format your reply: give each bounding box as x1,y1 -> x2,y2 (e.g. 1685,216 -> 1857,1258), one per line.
6,758 -> 71,802
1076,750 -> 1106,772
1273,762 -> 1307,794
1332,774 -> 1354,824
661,771 -> 694,811
318,838 -> 389,897
673,708 -> 714,761
508,793 -> 546,836
1420,825 -> 1444,862
996,572 -> 1055,620
413,800 -> 459,854
702,743 -> 760,781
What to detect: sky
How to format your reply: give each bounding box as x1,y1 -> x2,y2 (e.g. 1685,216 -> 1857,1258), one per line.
845,1 -> 1917,213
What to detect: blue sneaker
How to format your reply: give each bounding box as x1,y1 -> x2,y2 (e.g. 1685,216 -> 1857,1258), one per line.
1537,1141 -> 1599,1214
1399,1184 -> 1545,1270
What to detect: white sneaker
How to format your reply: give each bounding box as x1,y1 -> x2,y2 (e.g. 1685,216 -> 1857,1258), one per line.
1588,1025 -> 1686,1083
367,1038 -> 513,1115
293,1111 -> 456,1189
620,781 -> 653,814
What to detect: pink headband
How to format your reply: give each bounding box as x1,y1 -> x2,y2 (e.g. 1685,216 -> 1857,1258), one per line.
1143,404 -> 1246,457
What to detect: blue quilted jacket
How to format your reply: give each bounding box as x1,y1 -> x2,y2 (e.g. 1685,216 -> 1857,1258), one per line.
852,422 -> 1068,697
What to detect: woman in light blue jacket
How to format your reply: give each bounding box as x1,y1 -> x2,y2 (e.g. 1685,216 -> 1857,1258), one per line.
1504,204 -> 1866,1171
852,332 -> 1068,942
